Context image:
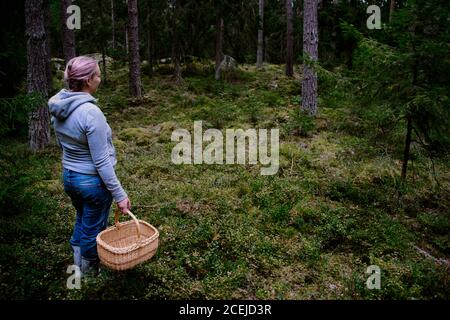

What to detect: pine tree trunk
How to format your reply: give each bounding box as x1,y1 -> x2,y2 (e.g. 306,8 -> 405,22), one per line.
102,49 -> 107,84
98,0 -> 107,85
146,28 -> 153,78
125,24 -> 129,55
215,16 -> 224,80
264,35 -> 269,62
171,2 -> 183,85
257,0 -> 264,69
331,2 -> 337,52
148,31 -> 155,78
146,1 -> 153,77
111,0 -> 115,50
389,0 -> 395,23
172,38 -> 182,85
301,0 -> 318,116
285,0 -> 294,77
44,0 -> 53,93
401,114 -> 412,180
402,58 -> 418,181
25,0 -> 50,151
60,0 -> 76,65
127,0 -> 142,97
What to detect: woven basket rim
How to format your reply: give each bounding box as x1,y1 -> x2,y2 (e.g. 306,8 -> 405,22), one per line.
96,219 -> 159,253
99,247 -> 158,267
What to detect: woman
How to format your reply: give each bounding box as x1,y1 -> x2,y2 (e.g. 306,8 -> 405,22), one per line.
48,56 -> 130,275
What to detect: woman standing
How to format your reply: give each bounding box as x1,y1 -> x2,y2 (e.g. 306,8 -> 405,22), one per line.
48,56 -> 130,275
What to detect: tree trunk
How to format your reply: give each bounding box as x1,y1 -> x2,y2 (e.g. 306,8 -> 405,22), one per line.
44,0 -> 53,93
402,57 -> 418,181
401,114 -> 412,180
146,27 -> 152,78
102,49 -> 107,84
25,0 -> 50,151
256,0 -> 264,69
215,16 -> 224,80
127,0 -> 142,97
111,0 -> 115,50
60,0 -> 76,65
264,35 -> 269,62
171,2 -> 183,85
148,31 -> 154,78
301,0 -> 318,116
125,24 -> 129,55
172,37 -> 182,85
146,0 -> 153,77
96,0 -> 107,85
389,0 -> 395,23
285,0 -> 294,77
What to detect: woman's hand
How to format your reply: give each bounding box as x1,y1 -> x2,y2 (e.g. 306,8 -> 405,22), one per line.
117,197 -> 131,214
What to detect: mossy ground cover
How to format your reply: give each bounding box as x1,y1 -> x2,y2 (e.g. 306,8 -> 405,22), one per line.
0,63 -> 448,299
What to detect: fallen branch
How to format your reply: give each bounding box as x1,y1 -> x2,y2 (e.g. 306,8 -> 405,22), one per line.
412,244 -> 450,268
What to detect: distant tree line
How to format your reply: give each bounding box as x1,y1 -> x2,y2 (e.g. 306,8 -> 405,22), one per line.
0,0 -> 448,183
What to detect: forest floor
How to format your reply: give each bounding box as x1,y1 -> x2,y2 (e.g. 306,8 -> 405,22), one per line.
0,61 -> 449,299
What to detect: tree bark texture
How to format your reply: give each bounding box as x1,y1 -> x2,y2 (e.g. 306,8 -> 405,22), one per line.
25,0 -> 50,151
171,1 -> 183,85
389,0 -> 395,23
111,0 -> 115,49
286,0 -> 294,77
215,16 -> 224,80
60,0 -> 76,65
146,1 -> 153,77
44,0 -> 53,93
257,0 -> 264,69
127,0 -> 142,97
401,114 -> 412,180
301,0 -> 318,116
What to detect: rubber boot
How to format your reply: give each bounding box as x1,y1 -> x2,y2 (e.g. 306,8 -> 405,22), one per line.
71,245 -> 82,269
81,257 -> 99,277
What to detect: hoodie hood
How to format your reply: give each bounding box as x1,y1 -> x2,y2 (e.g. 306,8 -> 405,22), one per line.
48,89 -> 97,120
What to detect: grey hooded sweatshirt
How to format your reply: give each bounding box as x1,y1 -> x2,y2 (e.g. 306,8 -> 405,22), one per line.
48,89 -> 127,203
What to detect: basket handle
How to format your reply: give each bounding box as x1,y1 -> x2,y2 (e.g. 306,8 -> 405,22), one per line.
115,209 -> 141,239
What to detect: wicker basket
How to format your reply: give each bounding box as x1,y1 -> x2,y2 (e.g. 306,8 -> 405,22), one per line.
96,209 -> 159,271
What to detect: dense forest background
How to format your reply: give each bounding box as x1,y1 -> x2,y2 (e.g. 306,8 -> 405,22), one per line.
0,0 -> 449,300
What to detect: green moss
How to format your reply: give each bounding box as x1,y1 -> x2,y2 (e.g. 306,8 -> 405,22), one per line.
118,127 -> 156,146
1,63 -> 448,300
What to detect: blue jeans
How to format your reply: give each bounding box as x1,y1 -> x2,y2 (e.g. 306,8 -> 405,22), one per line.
63,168 -> 113,261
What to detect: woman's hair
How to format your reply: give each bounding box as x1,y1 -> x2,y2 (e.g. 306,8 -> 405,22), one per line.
64,56 -> 98,91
